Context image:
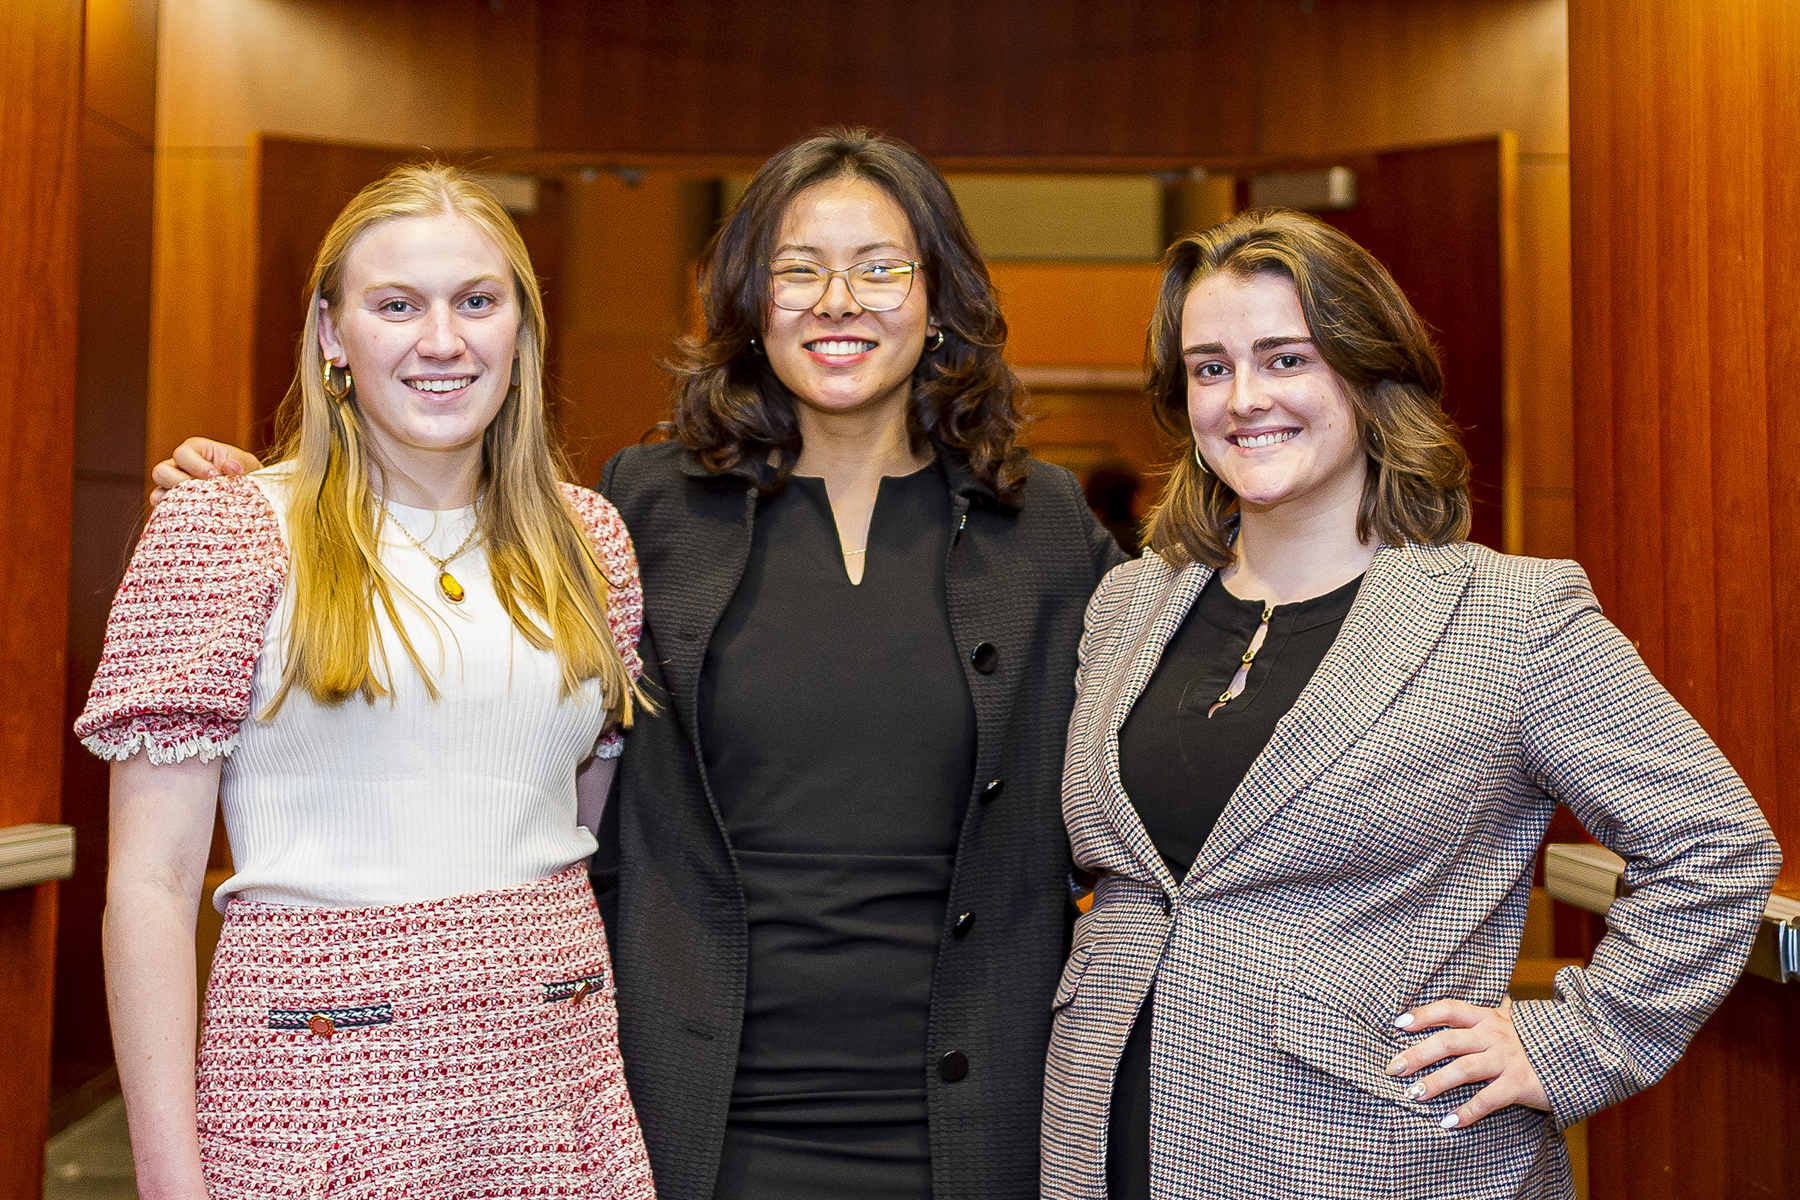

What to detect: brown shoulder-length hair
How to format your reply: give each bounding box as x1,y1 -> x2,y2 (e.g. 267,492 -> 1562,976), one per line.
665,127 -> 1027,500
1143,208 -> 1471,568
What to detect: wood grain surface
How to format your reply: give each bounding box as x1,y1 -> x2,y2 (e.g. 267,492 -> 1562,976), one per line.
1323,138 -> 1511,552
0,0 -> 83,1190
1570,0 -> 1799,1193
536,0 -> 1260,159
55,0 -> 161,1115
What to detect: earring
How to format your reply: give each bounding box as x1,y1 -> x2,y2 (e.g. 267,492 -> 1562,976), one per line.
1193,444 -> 1211,475
510,357 -> 522,389
322,359 -> 352,401
925,328 -> 945,352
748,337 -> 764,355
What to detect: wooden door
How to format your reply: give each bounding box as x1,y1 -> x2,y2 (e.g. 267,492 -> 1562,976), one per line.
1319,136 -> 1513,552
0,0 -> 83,1190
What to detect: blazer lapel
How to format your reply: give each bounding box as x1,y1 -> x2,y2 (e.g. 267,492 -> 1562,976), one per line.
1183,542 -> 1474,892
647,458 -> 758,758
1095,557 -> 1213,893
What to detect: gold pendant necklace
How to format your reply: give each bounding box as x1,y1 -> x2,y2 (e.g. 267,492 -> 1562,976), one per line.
381,499 -> 482,604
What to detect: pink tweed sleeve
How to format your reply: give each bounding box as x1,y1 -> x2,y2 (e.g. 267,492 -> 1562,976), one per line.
561,482 -> 644,759
75,475 -> 288,765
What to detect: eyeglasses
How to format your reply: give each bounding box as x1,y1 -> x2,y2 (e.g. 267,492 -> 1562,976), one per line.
767,257 -> 919,312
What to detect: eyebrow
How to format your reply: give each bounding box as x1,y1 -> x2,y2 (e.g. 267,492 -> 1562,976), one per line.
774,242 -> 909,259
363,274 -> 509,294
1183,335 -> 1314,356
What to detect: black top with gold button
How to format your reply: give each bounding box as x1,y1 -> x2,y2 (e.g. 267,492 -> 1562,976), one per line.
1106,571 -> 1362,1200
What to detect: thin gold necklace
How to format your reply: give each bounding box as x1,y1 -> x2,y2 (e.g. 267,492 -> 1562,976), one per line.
381,498 -> 482,604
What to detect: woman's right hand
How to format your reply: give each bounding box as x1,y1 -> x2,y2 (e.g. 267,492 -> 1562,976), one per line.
150,438 -> 263,505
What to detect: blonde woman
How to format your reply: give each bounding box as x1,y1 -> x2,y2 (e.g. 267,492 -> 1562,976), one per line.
76,165 -> 656,1198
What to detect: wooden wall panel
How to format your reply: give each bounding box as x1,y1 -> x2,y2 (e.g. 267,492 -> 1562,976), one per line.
155,0 -> 540,151
1569,0 -> 1798,1194
1515,156 -> 1573,560
149,152 -> 257,457
554,171 -> 715,486
55,0 -> 161,1120
536,0 -> 1259,159
989,263 -> 1161,369
1255,0 -> 1571,559
1324,139 -> 1510,551
149,0 -> 542,468
0,0 -> 83,1190
1257,0 -> 1569,158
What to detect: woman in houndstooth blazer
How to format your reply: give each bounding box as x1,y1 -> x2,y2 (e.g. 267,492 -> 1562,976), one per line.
1042,211 -> 1780,1200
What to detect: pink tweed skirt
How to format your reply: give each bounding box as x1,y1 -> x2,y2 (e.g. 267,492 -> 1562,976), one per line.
195,865 -> 656,1199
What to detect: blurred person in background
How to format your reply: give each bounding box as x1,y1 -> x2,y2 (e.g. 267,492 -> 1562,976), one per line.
1083,461 -> 1145,557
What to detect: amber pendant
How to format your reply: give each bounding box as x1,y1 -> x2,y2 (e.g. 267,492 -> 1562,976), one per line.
438,570 -> 466,604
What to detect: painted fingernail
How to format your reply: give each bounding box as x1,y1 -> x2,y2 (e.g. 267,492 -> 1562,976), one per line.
1439,1113 -> 1461,1131
1403,1082 -> 1426,1101
1384,1054 -> 1407,1075
1392,1012 -> 1415,1029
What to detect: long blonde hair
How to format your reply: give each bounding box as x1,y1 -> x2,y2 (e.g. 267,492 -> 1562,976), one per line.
263,162 -> 635,731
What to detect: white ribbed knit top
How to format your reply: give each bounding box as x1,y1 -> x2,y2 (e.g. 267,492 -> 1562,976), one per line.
75,467 -> 644,912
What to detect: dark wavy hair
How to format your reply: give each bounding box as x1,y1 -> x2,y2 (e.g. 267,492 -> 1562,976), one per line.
1143,209 -> 1471,567
664,128 -> 1027,500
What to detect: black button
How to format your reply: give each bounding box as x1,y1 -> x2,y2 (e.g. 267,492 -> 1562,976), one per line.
979,778 -> 1004,804
938,1050 -> 969,1081
1161,894 -> 1173,916
971,642 -> 999,673
953,911 -> 976,939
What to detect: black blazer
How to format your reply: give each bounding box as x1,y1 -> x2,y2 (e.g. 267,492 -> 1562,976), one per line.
592,441 -> 1125,1200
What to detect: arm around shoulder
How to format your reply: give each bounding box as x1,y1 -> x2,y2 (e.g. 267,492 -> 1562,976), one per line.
1510,558 -> 1781,1127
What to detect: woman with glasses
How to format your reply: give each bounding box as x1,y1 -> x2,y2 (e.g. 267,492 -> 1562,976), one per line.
150,129 -> 1124,1200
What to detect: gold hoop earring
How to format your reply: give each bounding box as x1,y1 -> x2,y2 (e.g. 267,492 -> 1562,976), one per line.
322,359 -> 352,401
925,328 -> 945,352
1193,445 -> 1210,475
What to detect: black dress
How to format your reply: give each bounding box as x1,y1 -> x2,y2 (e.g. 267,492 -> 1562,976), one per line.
1106,571 -> 1362,1200
698,465 -> 977,1200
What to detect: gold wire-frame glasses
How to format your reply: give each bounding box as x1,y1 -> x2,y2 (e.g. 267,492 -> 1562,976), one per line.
767,257 -> 919,312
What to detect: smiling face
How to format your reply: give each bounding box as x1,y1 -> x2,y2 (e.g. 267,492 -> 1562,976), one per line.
318,210 -> 520,495
1183,271 -> 1368,520
762,176 -> 932,425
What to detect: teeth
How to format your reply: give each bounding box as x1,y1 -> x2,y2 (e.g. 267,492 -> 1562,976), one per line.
408,377 -> 473,393
809,340 -> 875,355
1235,430 -> 1297,449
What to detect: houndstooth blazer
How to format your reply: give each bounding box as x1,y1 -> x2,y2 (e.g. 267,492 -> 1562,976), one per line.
1042,541 -> 1780,1200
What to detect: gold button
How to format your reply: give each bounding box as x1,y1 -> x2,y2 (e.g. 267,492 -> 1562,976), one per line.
307,1014 -> 335,1038
572,981 -> 593,1006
